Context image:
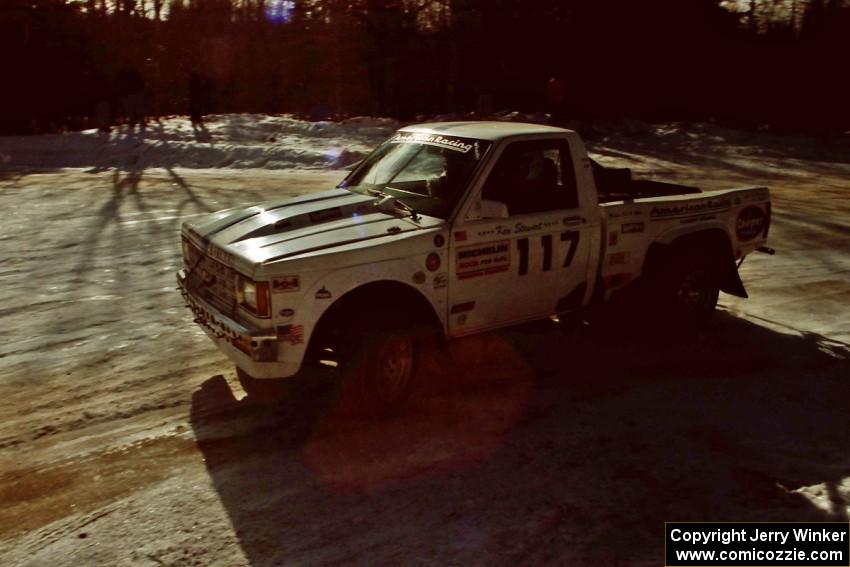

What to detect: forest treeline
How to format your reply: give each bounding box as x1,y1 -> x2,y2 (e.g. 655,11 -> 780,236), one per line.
2,0 -> 848,134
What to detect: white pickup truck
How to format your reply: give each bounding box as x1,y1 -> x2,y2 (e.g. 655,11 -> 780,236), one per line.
177,122 -> 772,410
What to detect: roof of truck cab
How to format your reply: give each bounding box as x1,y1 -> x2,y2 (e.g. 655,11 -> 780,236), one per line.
400,121 -> 574,141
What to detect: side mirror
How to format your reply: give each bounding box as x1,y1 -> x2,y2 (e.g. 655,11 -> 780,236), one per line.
468,198 -> 509,220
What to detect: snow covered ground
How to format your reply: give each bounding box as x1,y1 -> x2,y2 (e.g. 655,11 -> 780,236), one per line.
0,115 -> 848,566
0,114 -> 398,171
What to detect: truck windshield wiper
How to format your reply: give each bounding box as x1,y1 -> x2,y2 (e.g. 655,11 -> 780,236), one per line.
366,187 -> 390,199
368,187 -> 420,222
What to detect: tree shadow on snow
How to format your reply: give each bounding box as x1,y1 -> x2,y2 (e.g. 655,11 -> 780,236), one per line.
589,127 -> 850,184
190,310 -> 850,566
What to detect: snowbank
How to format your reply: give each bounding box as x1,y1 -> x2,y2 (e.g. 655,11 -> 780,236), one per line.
0,114 -> 398,171
2,113 -> 846,179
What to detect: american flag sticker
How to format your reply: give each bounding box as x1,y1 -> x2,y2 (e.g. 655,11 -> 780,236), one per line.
286,325 -> 305,345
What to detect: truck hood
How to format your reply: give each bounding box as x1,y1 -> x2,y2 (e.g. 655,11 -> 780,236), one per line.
183,189 -> 443,272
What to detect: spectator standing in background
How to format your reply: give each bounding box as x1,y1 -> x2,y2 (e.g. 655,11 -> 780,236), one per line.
92,67 -> 113,136
546,76 -> 567,126
189,72 -> 207,128
116,66 -> 146,132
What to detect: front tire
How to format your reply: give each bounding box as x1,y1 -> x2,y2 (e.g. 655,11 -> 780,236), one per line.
341,325 -> 422,416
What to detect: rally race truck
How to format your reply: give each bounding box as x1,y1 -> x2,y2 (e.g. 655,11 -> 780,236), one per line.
177,122 -> 772,410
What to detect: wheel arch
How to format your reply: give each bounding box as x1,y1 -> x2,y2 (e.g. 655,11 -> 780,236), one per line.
642,228 -> 748,298
308,280 -> 444,356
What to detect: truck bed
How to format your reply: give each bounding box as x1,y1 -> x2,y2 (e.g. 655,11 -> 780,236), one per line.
596,182 -> 770,302
592,159 -> 701,203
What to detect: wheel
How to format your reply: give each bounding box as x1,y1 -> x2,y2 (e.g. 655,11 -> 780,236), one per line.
340,325 -> 423,416
656,250 -> 720,326
556,311 -> 588,340
365,330 -> 418,409
236,366 -> 291,404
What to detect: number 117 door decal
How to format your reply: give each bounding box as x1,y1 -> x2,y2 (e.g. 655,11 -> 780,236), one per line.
517,231 -> 580,276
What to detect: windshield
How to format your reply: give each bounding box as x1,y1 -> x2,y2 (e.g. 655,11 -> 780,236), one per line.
340,132 -> 492,219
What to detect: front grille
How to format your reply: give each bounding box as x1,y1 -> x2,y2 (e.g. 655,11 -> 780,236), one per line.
183,239 -> 238,318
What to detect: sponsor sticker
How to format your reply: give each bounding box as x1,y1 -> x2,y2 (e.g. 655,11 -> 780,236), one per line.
607,208 -> 642,220
391,132 -> 476,153
736,206 -> 767,241
479,219 -> 561,238
272,276 -> 300,293
278,308 -> 295,319
650,198 -> 731,221
451,301 -> 476,314
315,286 -> 332,300
433,272 -> 448,289
514,219 -> 561,234
621,221 -> 645,234
456,241 -> 511,279
608,251 -> 629,265
477,225 -> 512,238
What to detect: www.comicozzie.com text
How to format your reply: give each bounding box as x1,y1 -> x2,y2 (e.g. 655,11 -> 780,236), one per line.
670,527 -> 848,546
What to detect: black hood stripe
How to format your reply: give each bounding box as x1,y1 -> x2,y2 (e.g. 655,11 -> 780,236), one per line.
258,212 -> 410,249
261,188 -> 351,213
261,230 -> 405,264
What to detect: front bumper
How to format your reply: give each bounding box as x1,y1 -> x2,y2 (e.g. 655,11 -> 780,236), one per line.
177,269 -> 300,378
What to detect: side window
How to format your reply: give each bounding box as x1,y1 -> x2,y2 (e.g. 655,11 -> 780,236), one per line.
481,139 -> 578,215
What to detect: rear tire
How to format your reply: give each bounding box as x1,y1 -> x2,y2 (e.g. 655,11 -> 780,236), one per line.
655,250 -> 720,327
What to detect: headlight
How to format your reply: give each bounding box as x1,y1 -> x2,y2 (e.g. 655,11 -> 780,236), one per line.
237,276 -> 270,317
239,279 -> 256,307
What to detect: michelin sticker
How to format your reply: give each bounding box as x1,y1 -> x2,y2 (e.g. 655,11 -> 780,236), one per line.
456,241 -> 510,279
